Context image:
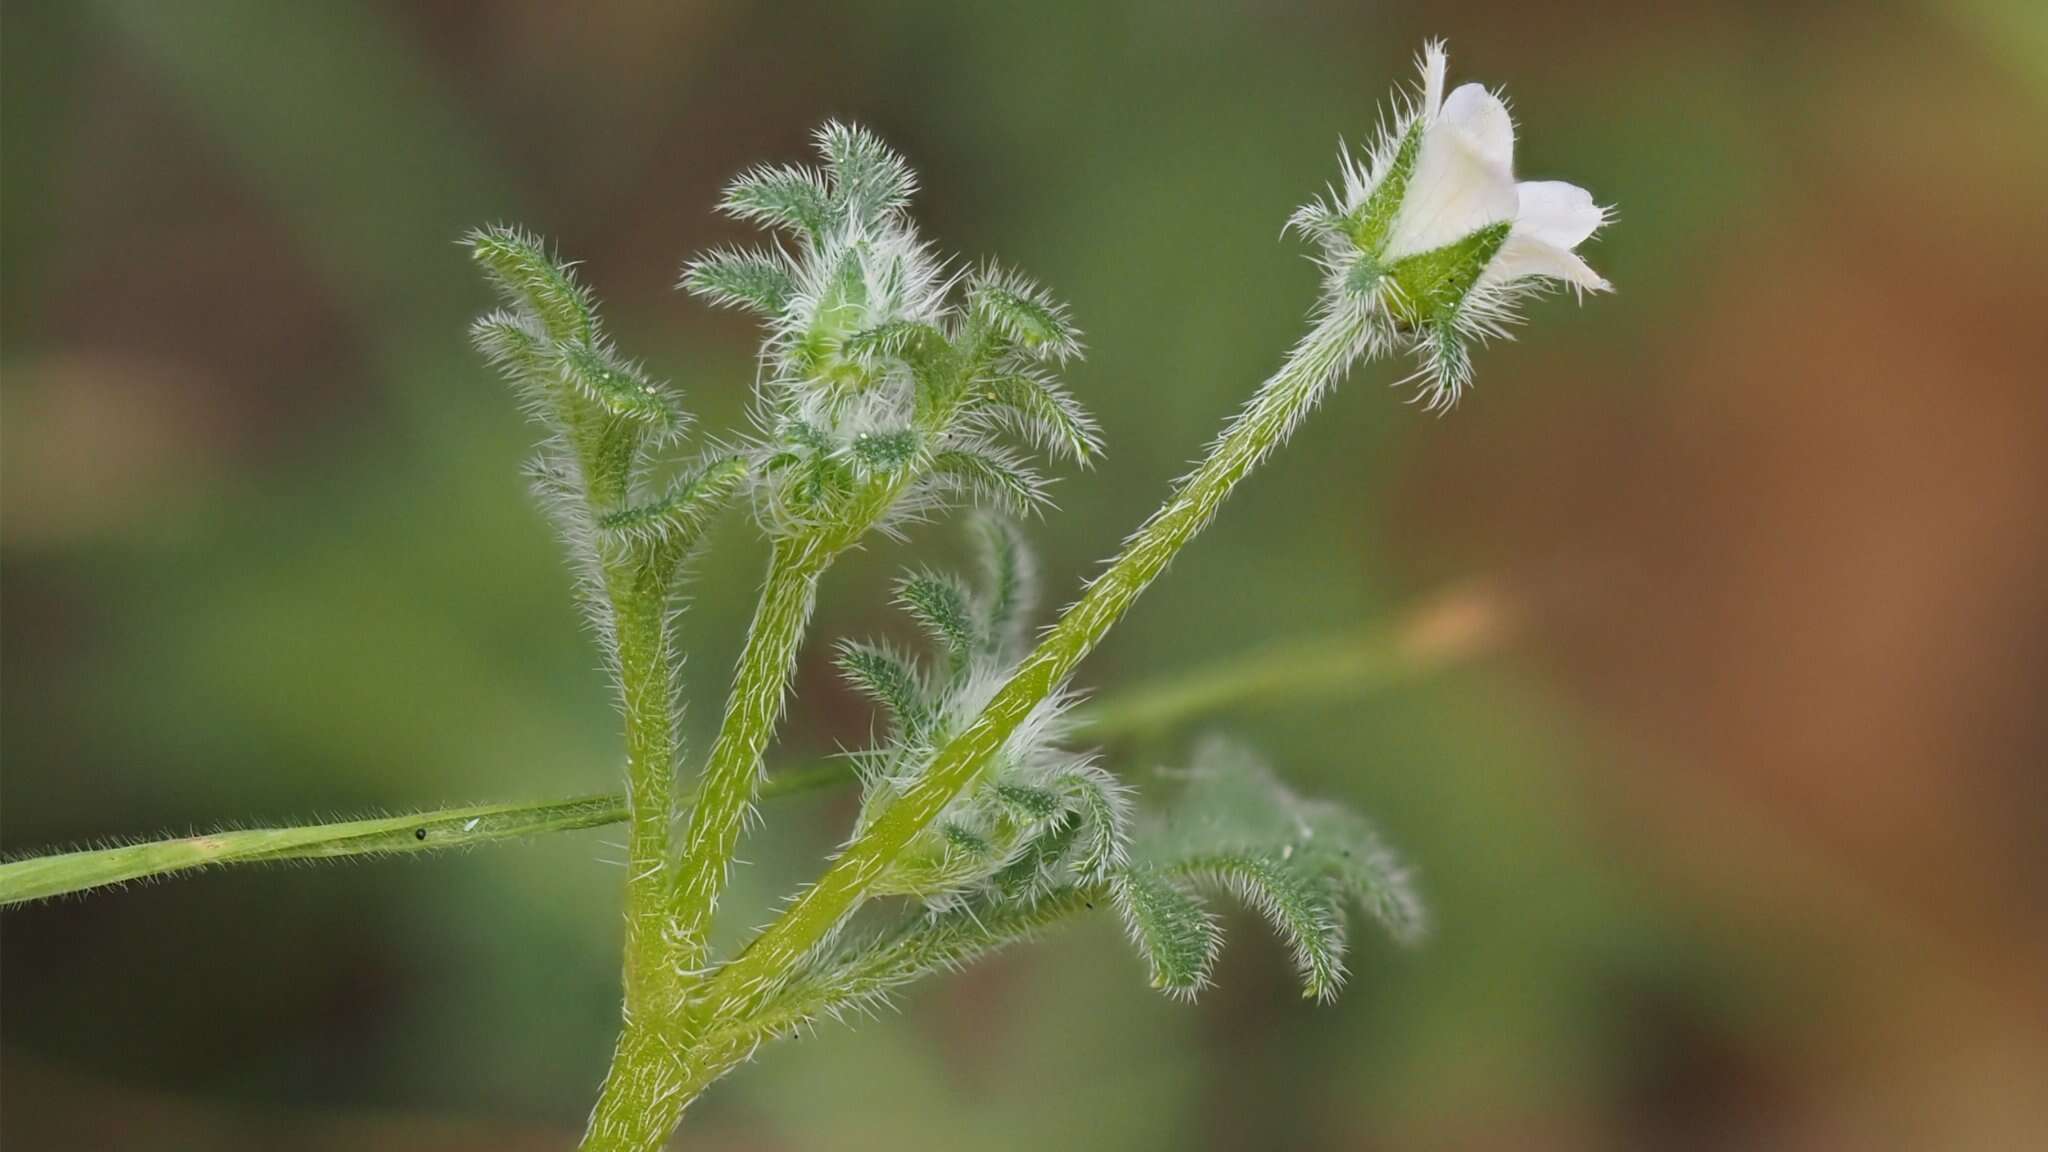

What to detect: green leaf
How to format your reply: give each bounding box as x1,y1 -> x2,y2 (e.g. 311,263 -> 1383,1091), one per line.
925,448 -> 1047,516
721,163 -> 834,239
1112,867 -> 1220,998
967,266 -> 1082,363
993,783 -> 1063,821
466,225 -> 596,344
836,640 -> 930,732
896,570 -> 977,664
1058,763 -> 1130,883
469,308 -> 554,404
599,454 -> 748,555
992,812 -> 1083,899
975,368 -> 1101,464
939,821 -> 994,859
1170,851 -> 1347,1001
841,319 -> 947,366
682,247 -> 797,315
555,341 -> 687,437
816,120 -> 916,227
753,885 -> 1103,1040
1156,736 -> 1426,948
967,512 -> 1038,658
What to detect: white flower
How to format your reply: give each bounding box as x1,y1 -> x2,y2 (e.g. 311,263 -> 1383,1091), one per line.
1294,41 -> 1612,409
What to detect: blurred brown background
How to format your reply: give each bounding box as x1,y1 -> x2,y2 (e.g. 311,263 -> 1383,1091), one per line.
4,1 -> 2045,1149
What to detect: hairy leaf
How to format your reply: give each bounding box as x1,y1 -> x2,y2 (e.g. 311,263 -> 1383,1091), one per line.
555,341 -> 686,437
925,448 -> 1047,516
466,225 -> 596,344
836,640 -> 930,733
816,120 -> 917,227
1171,851 -> 1348,1001
683,247 -> 797,316
721,163 -> 835,239
896,570 -> 977,665
977,368 -> 1101,464
599,454 -> 748,555
967,265 -> 1082,363
967,512 -> 1038,657
1060,762 -> 1131,883
1113,867 -> 1221,998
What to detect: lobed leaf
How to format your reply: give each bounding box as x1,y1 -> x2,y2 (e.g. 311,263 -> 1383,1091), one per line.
555,341 -> 687,437
967,512 -> 1038,658
836,640 -> 931,733
896,570 -> 977,665
967,265 -> 1082,363
598,454 -> 749,555
975,368 -> 1102,464
925,448 -> 1048,516
816,120 -> 917,227
1112,867 -> 1221,998
682,246 -> 798,316
1171,851 -> 1348,1001
466,225 -> 597,344
721,163 -> 835,239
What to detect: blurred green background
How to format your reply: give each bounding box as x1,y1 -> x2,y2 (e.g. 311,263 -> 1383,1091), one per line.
4,2 -> 2045,1148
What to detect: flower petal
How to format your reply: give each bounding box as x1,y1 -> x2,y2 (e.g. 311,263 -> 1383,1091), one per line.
1383,83 -> 1518,261
1513,181 -> 1606,249
1439,83 -> 1514,170
1479,233 -> 1610,293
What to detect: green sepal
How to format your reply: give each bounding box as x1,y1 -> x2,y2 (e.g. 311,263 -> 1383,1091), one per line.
1383,220 -> 1512,328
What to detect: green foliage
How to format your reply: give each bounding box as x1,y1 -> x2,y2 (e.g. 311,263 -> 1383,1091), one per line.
677,246 -> 795,316
841,516 -> 1129,904
678,121 -> 1092,538
1101,737 -> 1422,1002
1113,867 -> 1223,997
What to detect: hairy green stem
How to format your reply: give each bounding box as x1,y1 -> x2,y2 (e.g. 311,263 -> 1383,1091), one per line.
0,795 -> 624,906
607,561 -> 683,1022
587,884 -> 1109,1151
665,540 -> 829,974
689,307 -> 1373,1035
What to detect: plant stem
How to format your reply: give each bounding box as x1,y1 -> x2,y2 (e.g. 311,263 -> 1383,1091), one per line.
686,306 -> 1374,1046
607,558 -> 683,1022
587,883 -> 1109,1151
0,795 -> 625,906
582,1022 -> 695,1152
664,538 -> 829,975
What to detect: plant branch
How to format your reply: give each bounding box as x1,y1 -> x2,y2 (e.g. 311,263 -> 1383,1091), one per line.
607,560 -> 685,1022
0,795 -> 625,906
664,538 -> 829,978
686,306 -> 1376,1035
585,885 -> 1108,1150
